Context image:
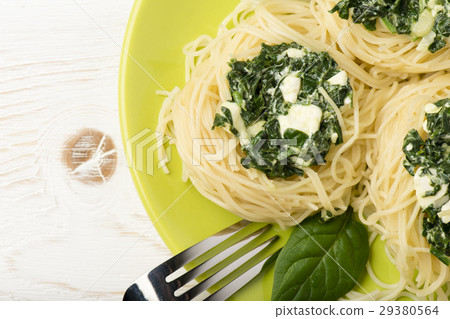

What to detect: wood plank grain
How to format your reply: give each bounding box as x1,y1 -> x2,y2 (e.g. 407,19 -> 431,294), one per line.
0,0 -> 173,300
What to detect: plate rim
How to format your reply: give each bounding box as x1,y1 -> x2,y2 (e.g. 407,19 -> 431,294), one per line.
117,0 -> 405,300
118,0 -> 178,252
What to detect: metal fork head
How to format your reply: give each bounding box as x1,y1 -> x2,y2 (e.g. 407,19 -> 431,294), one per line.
123,221 -> 279,301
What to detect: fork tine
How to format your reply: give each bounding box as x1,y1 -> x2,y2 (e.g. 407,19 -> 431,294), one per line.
167,224 -> 271,291
178,235 -> 278,301
204,255 -> 271,301
148,221 -> 248,281
124,222 -> 280,301
165,221 -> 249,270
147,221 -> 269,300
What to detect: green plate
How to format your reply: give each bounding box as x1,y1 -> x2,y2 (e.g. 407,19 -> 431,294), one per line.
119,0 -> 400,300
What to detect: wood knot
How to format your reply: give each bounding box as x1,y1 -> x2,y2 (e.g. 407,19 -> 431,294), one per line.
63,129 -> 117,184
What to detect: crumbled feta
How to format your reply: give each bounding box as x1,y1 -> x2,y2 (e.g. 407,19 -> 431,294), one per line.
411,9 -> 435,38
417,31 -> 437,52
278,104 -> 323,137
284,48 -> 306,59
293,156 -> 312,168
331,133 -> 338,144
423,119 -> 429,134
429,2 -> 445,17
327,71 -> 348,86
424,102 -> 441,113
438,201 -> 450,224
344,96 -> 352,106
222,102 -> 249,144
280,73 -> 301,103
247,121 -> 266,137
414,167 -> 449,209
295,157 -> 305,166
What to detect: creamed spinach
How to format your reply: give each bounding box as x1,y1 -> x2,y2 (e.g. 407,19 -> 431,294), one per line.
212,43 -> 353,178
330,0 -> 450,53
403,98 -> 450,265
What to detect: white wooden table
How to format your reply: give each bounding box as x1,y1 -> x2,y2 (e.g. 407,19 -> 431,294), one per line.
0,0 -> 172,300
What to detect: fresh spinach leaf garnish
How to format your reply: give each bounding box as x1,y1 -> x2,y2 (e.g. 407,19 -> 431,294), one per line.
403,98 -> 450,265
271,207 -> 369,301
212,43 -> 352,178
330,0 -> 450,53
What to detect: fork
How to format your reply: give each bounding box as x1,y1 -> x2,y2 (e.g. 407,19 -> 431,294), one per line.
123,221 -> 279,301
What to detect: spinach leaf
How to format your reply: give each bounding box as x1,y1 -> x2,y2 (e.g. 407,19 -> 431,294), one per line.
402,129 -> 425,175
423,206 -> 450,265
430,10 -> 450,52
271,207 -> 369,301
402,98 -> 450,265
330,0 -> 450,53
213,42 -> 352,178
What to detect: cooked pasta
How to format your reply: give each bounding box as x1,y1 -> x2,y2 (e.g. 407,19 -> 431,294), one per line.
352,72 -> 450,300
314,0 -> 450,74
157,0 -> 385,226
155,0 -> 449,300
